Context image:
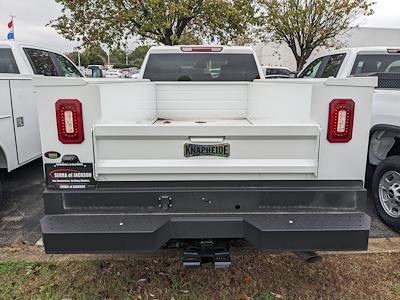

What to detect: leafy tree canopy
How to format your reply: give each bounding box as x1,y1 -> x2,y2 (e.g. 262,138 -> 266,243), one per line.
52,0 -> 261,48
261,0 -> 375,71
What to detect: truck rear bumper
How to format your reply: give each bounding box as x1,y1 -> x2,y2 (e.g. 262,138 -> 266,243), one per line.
40,180 -> 371,253
41,212 -> 370,253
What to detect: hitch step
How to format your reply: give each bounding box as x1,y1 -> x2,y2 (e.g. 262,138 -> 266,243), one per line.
182,241 -> 231,269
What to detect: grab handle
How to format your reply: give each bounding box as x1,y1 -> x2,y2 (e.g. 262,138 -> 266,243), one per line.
189,137 -> 225,143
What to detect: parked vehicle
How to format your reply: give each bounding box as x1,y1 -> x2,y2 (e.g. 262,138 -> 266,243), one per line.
298,47 -> 400,231
35,45 -> 375,267
77,66 -> 86,75
105,69 -> 124,78
85,65 -> 105,78
261,66 -> 292,78
130,69 -> 140,79
0,41 -> 83,203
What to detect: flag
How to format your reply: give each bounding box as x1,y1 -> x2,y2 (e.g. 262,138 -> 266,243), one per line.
7,18 -> 14,40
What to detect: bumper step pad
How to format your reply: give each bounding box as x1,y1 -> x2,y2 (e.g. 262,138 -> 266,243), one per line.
41,213 -> 370,253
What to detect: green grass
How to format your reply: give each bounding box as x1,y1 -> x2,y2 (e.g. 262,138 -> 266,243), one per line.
0,252 -> 399,299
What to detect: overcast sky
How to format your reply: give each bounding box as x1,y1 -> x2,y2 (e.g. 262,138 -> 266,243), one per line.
0,0 -> 399,53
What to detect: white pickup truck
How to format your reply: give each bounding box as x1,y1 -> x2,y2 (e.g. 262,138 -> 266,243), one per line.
35,46 -> 376,267
0,41 -> 83,202
298,47 -> 400,231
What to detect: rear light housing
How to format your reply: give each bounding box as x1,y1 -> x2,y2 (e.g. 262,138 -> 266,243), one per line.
180,46 -> 223,52
55,99 -> 84,144
387,49 -> 400,54
327,99 -> 355,143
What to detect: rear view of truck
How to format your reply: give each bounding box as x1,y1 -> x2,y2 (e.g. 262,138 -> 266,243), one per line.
35,46 -> 376,266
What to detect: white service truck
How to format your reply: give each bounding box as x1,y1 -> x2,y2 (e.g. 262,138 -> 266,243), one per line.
35,46 -> 376,267
0,41 -> 83,202
298,47 -> 400,231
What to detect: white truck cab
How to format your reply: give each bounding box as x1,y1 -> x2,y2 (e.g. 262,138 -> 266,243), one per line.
0,41 -> 83,171
35,46 -> 376,266
299,47 -> 400,230
0,41 -> 82,201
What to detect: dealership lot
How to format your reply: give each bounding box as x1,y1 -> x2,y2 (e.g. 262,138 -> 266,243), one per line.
0,158 -> 397,247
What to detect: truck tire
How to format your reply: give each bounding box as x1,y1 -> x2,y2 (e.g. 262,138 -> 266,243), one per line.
372,156 -> 400,232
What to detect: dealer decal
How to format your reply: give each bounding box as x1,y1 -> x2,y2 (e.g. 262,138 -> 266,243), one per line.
45,163 -> 96,189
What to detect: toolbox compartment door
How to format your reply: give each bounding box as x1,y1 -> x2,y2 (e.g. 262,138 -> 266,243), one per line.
93,123 -> 320,181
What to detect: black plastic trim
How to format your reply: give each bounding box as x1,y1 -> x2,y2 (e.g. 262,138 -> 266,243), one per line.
43,180 -> 366,214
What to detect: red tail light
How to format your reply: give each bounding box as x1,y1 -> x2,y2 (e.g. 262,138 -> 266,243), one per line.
55,99 -> 84,144
327,99 -> 355,143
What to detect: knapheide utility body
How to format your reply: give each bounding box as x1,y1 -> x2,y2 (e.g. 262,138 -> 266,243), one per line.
35,46 -> 376,265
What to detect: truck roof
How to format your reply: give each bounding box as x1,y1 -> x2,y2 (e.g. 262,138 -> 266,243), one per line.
0,40 -> 65,55
147,45 -> 255,54
323,46 -> 400,55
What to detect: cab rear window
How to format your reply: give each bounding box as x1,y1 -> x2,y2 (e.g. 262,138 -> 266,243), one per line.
0,48 -> 19,74
24,48 -> 82,77
351,54 -> 400,75
143,53 -> 260,81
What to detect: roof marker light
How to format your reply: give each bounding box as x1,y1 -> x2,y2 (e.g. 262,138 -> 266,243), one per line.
180,46 -> 223,53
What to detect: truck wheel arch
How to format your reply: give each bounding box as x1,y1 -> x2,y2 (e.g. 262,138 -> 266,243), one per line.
369,125 -> 400,166
0,145 -> 7,170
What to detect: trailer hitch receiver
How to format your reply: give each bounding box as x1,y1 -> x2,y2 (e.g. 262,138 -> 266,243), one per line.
182,241 -> 231,269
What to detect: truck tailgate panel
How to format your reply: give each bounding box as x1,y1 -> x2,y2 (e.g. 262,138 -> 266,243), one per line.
93,124 -> 320,180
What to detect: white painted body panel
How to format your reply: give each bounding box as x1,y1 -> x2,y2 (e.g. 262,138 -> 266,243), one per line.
0,76 -> 40,171
35,75 -> 375,182
370,89 -> 400,129
0,80 -> 18,170
0,41 -> 81,171
9,79 -> 41,164
300,47 -> 400,130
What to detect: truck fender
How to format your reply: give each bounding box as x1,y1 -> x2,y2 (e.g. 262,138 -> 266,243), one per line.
369,125 -> 400,166
0,145 -> 7,170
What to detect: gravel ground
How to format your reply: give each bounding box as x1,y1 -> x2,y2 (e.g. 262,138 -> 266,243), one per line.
0,158 -> 398,246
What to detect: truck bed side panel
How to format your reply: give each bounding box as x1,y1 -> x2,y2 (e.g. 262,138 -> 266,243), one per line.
0,79 -> 18,170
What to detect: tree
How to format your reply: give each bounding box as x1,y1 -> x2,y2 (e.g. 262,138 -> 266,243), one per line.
67,52 -> 89,67
109,49 -> 127,65
261,0 -> 374,71
128,45 -> 151,68
83,46 -> 107,65
51,0 -> 261,48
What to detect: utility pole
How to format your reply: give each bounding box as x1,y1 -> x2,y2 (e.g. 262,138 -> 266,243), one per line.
125,43 -> 129,66
74,47 -> 81,67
